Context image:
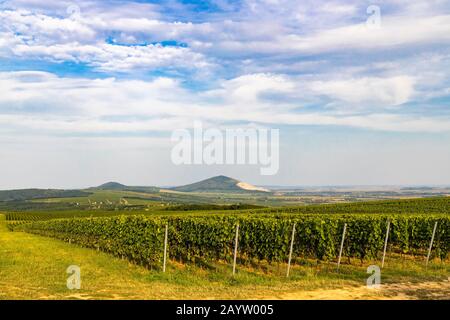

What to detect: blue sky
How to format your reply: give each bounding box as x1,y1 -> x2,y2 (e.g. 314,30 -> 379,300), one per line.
0,0 -> 449,188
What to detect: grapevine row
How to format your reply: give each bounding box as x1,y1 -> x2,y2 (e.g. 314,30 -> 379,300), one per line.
17,214 -> 450,268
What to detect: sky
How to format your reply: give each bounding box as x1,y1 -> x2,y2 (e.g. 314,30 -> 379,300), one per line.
0,0 -> 449,189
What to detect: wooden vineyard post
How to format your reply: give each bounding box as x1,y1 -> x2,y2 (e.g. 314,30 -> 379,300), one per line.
426,222 -> 438,267
233,224 -> 239,276
163,224 -> 168,273
381,220 -> 390,268
337,223 -> 347,271
286,223 -> 296,277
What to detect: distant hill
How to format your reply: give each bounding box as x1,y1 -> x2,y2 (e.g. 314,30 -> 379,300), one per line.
0,189 -> 91,201
171,175 -> 270,193
94,182 -> 160,193
96,182 -> 127,190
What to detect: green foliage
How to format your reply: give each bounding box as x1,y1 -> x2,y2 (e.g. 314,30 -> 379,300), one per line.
18,216 -> 166,267
18,213 -> 450,269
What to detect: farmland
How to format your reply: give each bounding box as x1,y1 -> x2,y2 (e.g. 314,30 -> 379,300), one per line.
1,194 -> 449,300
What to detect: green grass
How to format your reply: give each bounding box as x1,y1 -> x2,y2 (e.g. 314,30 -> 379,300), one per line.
0,214 -> 449,300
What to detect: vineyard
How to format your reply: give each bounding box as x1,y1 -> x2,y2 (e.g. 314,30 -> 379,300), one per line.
6,196 -> 450,222
17,213 -> 450,269
5,210 -> 124,221
244,197 -> 450,215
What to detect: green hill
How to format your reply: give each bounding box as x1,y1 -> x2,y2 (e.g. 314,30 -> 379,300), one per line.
96,182 -> 127,190
94,182 -> 159,193
171,175 -> 270,193
0,189 -> 91,201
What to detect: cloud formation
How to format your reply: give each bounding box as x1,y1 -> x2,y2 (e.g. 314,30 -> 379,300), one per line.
0,0 -> 449,134
0,71 -> 448,136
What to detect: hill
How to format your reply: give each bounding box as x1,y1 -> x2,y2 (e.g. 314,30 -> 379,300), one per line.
171,175 -> 270,193
96,182 -> 127,190
94,182 -> 160,193
0,189 -> 91,201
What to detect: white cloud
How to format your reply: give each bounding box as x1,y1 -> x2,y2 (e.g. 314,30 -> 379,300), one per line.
2,2 -> 450,74
204,73 -> 295,105
0,71 -> 448,135
0,2 -> 449,133
208,14 -> 450,56
309,76 -> 416,106
4,37 -> 212,72
0,9 -> 213,72
292,14 -> 450,52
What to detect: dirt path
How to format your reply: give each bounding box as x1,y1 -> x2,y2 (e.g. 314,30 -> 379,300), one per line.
258,280 -> 450,300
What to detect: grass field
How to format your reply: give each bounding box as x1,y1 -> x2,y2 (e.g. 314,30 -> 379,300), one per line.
1,213 -> 449,300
